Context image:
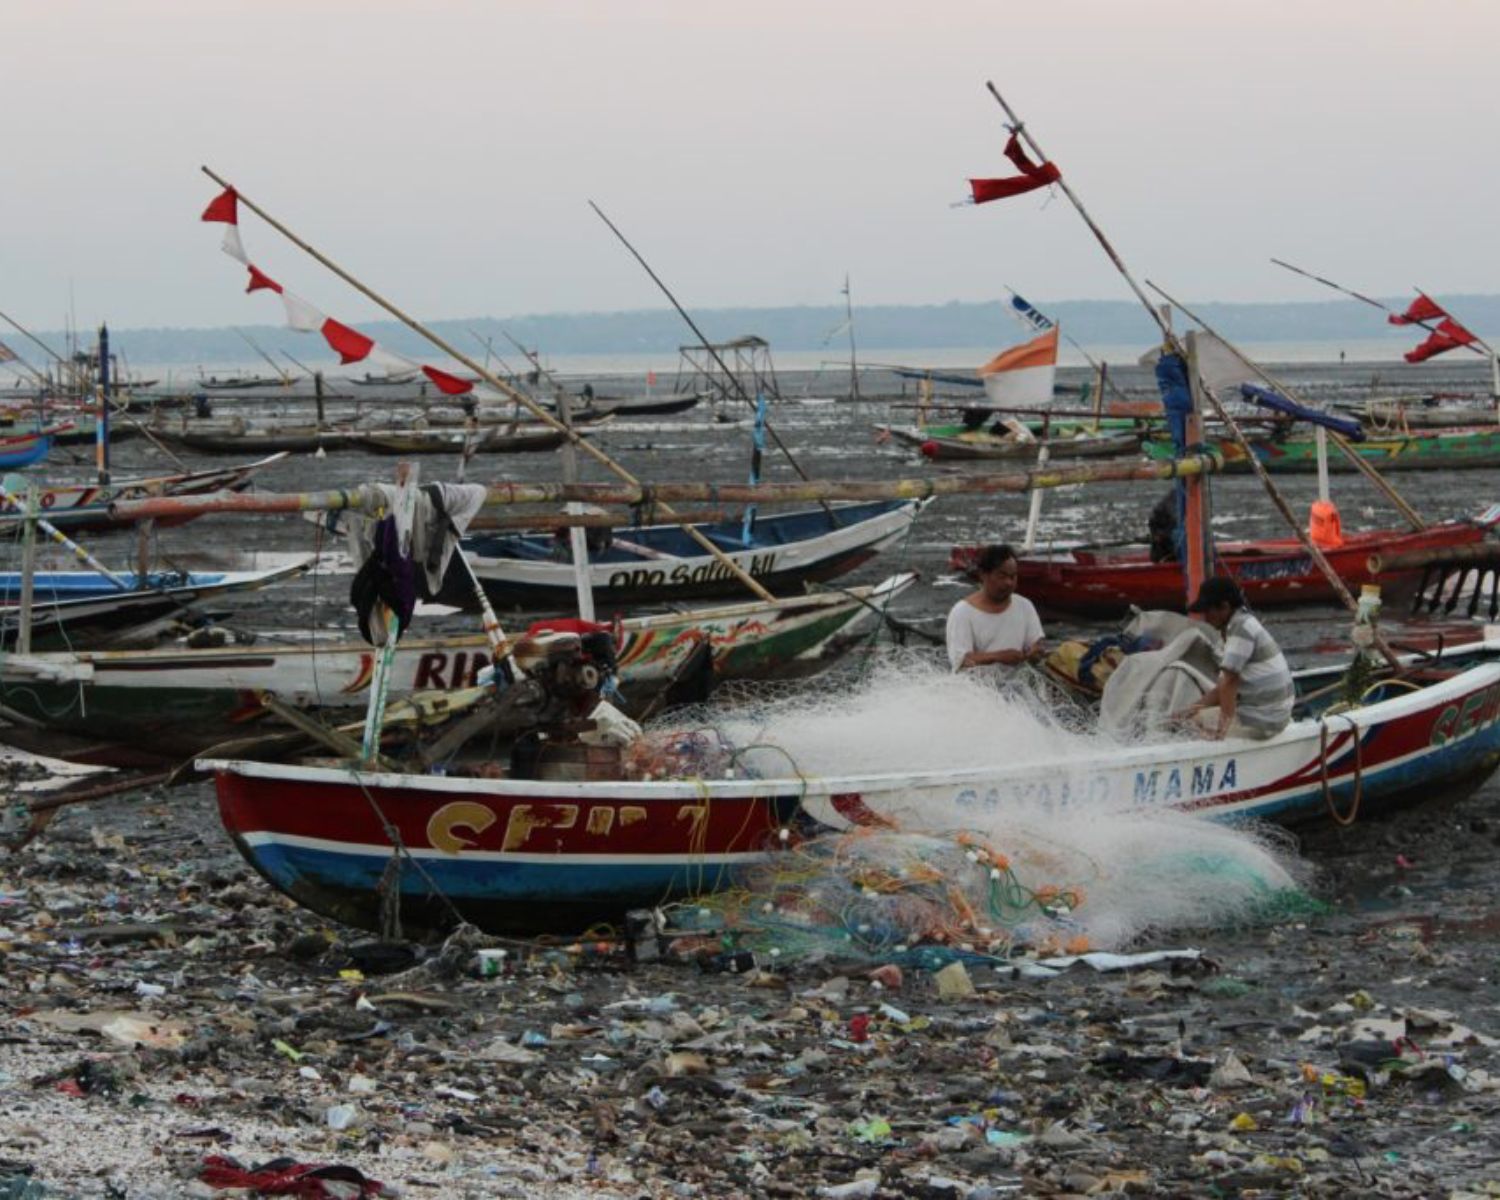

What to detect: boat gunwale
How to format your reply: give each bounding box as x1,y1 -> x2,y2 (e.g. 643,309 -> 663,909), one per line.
199,658 -> 1500,804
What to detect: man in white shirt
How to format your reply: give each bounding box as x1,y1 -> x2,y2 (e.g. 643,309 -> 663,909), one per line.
946,544 -> 1046,672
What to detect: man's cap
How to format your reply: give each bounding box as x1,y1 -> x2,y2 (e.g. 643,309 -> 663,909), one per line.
1188,575 -> 1244,612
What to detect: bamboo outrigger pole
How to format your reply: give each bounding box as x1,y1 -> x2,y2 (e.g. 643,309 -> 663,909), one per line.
1146,286 -> 1429,532
109,453 -> 1224,524
200,167 -> 775,603
983,82 -> 1400,668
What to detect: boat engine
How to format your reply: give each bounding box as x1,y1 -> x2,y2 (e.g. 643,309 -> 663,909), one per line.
511,628 -> 617,708
491,623 -> 639,781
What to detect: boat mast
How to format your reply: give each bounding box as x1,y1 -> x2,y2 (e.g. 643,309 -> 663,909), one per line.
234,327 -> 296,385
843,274 -> 861,401
96,324 -> 111,485
982,83 -> 1401,660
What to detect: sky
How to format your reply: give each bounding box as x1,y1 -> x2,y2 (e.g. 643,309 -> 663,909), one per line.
6,0 -> 1499,336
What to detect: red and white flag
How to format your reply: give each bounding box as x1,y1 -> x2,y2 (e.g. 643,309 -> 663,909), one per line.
199,185 -> 474,393
978,325 -> 1058,406
0,341 -> 16,364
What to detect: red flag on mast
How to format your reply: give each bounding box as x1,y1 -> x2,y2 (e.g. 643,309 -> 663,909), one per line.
1388,293 -> 1446,326
1404,317 -> 1477,363
321,318 -> 375,365
969,132 -> 1062,204
201,187 -> 239,225
421,366 -> 474,396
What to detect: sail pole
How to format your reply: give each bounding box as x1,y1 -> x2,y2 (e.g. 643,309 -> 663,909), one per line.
110,455 -> 1225,523
1149,284 -> 1426,532
199,166 -> 775,604
96,325 -> 111,485
233,327 -> 297,384
0,308 -> 70,373
843,274 -> 861,402
986,83 -> 1171,345
1270,258 -> 1498,360
981,85 -> 1401,654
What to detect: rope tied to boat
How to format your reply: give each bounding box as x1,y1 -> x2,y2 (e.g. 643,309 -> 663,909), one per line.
629,483 -> 660,529
1317,712 -> 1364,827
349,771 -> 470,932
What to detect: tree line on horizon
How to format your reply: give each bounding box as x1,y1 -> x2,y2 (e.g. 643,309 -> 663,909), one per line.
28,295 -> 1500,366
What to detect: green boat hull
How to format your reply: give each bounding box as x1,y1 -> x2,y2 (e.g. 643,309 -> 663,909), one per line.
1143,428 -> 1500,473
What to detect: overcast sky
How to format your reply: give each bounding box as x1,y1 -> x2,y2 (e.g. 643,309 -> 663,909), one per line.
6,0 -> 1496,336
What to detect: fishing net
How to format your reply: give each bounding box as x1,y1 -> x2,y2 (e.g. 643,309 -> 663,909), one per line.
647,653 -> 1315,963
645,648 -> 1102,779
675,809 -> 1312,968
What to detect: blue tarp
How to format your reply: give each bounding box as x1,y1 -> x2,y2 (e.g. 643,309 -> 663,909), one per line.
1239,383 -> 1367,442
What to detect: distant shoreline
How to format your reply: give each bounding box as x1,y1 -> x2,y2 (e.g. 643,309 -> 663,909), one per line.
13,294 -> 1499,376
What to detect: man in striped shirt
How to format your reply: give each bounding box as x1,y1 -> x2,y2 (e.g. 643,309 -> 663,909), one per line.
1176,576 -> 1295,740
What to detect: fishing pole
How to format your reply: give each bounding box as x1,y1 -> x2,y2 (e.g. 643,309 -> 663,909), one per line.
586,200 -> 843,526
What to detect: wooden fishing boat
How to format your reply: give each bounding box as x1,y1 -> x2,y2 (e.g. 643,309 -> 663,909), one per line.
1142,426 -> 1500,472
151,417 -> 601,455
199,373 -> 290,391
0,561 -> 308,651
886,426 -> 1140,461
361,425 -> 576,455
0,426 -> 64,470
0,574 -> 916,768
0,453 -> 288,533
1335,398 -> 1500,431
148,420 -> 369,454
952,510 -> 1500,618
445,499 -> 930,610
887,411 -> 1150,442
421,407 -> 615,431
347,371 -> 422,387
0,410 -> 141,447
549,392 -> 705,418
46,413 -> 143,447
198,638 -> 1500,934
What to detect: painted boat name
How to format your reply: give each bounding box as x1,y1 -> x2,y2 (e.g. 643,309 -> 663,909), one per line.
952,757 -> 1239,811
607,553 -> 778,590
